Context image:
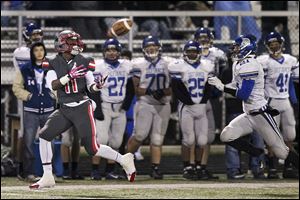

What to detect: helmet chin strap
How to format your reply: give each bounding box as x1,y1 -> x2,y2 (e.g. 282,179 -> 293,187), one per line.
268,48 -> 282,57
185,54 -> 200,65
145,52 -> 160,63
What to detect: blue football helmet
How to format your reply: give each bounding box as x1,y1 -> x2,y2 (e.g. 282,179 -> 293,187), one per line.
142,35 -> 162,61
264,31 -> 285,56
194,27 -> 214,48
103,38 -> 122,64
230,34 -> 257,61
23,22 -> 43,43
183,40 -> 201,64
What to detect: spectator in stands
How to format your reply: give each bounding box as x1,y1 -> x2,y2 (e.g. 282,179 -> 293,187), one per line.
213,1 -> 261,42
1,1 -> 25,27
12,42 -> 56,182
175,1 -> 213,29
257,1 -> 292,55
129,2 -> 173,39
69,1 -> 104,39
60,127 -> 84,180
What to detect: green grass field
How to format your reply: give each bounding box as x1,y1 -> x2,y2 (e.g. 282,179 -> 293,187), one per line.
1,175 -> 299,199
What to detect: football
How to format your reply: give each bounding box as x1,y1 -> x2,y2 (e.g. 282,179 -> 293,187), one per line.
108,18 -> 133,38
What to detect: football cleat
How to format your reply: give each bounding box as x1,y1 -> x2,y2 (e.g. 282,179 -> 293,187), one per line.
120,153 -> 136,182
183,166 -> 197,180
29,171 -> 55,189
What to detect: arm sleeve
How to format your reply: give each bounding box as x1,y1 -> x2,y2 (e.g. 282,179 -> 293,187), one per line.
171,78 -> 194,105
12,70 -> 31,101
121,77 -> 135,111
85,70 -> 95,92
291,61 -> 299,82
289,77 -> 298,104
235,79 -> 255,101
45,70 -> 58,91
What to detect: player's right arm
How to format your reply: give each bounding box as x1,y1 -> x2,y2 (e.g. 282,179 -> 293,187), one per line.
132,76 -> 147,96
43,60 -> 87,91
168,60 -> 194,105
130,60 -> 147,96
12,69 -> 32,101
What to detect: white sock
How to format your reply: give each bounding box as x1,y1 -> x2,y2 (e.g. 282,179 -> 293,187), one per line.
95,145 -> 123,164
39,137 -> 53,173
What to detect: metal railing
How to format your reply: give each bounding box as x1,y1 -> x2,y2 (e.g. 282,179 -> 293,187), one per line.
2,10 -> 299,50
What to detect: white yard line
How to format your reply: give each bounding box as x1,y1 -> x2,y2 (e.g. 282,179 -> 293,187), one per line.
1,182 -> 298,191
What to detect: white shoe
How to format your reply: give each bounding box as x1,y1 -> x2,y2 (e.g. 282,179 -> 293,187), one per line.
120,153 -> 136,182
29,171 -> 55,189
134,151 -> 144,161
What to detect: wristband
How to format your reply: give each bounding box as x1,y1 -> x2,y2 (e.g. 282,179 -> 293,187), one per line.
59,74 -> 70,85
92,84 -> 101,92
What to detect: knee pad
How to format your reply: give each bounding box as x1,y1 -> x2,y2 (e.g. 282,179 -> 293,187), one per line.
97,134 -> 108,146
109,139 -> 123,150
196,135 -> 208,146
182,135 -> 195,147
282,125 -> 296,142
151,133 -> 164,146
133,132 -> 148,143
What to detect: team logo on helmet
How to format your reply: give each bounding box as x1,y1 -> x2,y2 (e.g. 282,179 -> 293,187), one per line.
54,30 -> 84,55
230,34 -> 257,61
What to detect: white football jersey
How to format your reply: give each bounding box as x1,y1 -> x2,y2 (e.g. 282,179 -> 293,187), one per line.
257,54 -> 298,99
131,56 -> 174,105
232,55 -> 267,112
13,46 -> 30,70
168,59 -> 214,104
201,47 -> 227,75
94,59 -> 132,103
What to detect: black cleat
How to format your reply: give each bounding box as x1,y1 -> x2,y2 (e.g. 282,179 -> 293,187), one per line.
71,172 -> 85,180
183,166 -> 197,180
267,169 -> 280,179
150,167 -> 163,179
90,170 -> 102,180
252,170 -> 266,179
196,167 -> 209,180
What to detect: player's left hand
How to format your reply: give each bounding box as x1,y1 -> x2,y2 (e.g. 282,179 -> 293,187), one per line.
208,77 -> 224,91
